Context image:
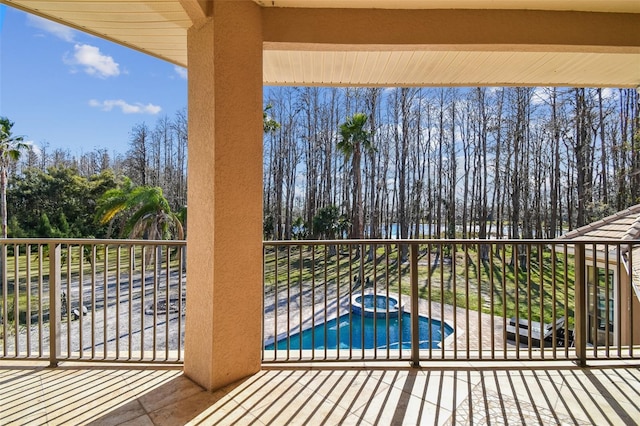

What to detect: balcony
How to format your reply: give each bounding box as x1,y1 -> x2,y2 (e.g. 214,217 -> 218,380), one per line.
1,238 -> 639,424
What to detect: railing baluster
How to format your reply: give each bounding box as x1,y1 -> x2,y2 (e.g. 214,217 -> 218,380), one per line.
501,243 -> 507,359
298,244 -> 303,361
128,245 -> 134,361
116,245 -> 121,359
574,242 -> 587,367
26,244 -> 31,358
538,244 -> 544,359
460,242 -> 467,360
410,243 -> 419,367
397,243 -> 402,359
513,244 -> 519,360
165,246 -> 170,361
464,243 -> 471,359
551,243 -> 557,360
526,244 -> 532,360
628,242 -> 633,358
384,244 -> 390,360
273,245 -> 278,361
91,244 -> 97,360
476,243 -> 482,360
1,243 -> 7,358
628,243 -> 634,358
563,244 -> 569,359
13,244 -> 19,357
427,243 -> 432,361
322,246 -> 328,361
590,243 -> 597,358
604,243 -> 610,357
178,244 -> 185,362
104,245 -> 109,360
311,244 -> 316,361
49,243 -> 61,367
79,244 -> 85,359
152,245 -> 158,361
489,242 -> 495,360
38,244 -> 44,358
65,244 -> 71,359
439,242 -> 444,360
286,246 -> 290,361
140,245 -> 146,361
376,243 -> 386,360
357,244 -> 363,359
374,243 -> 384,359
616,242 -> 622,358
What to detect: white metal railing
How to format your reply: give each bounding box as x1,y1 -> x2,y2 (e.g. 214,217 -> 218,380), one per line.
0,239 -> 186,364
263,239 -> 640,364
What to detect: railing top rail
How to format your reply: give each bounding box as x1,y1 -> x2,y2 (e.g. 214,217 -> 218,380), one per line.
0,238 -> 186,246
263,238 -> 640,246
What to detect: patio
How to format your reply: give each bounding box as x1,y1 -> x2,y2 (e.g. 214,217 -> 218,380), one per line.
2,359 -> 638,425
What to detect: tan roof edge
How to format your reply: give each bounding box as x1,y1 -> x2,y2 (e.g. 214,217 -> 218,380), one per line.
623,214 -> 640,240
557,204 -> 640,240
0,0 -> 186,67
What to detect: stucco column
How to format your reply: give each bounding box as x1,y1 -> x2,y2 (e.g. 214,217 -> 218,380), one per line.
184,0 -> 263,391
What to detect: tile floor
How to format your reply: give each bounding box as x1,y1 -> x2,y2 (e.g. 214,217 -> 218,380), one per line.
1,360 -> 639,425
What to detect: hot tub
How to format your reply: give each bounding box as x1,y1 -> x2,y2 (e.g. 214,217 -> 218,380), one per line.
351,293 -> 402,318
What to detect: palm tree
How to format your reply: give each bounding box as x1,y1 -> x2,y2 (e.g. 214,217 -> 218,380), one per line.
96,177 -> 136,237
98,182 -> 184,272
0,117 -> 31,238
337,113 -> 373,239
97,182 -> 184,240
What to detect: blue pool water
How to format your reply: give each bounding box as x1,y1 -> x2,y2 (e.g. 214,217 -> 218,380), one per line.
265,312 -> 454,350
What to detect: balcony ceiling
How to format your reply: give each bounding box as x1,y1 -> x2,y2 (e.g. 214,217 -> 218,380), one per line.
2,0 -> 639,87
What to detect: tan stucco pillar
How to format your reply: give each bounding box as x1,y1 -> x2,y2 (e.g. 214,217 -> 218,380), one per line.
184,0 -> 263,391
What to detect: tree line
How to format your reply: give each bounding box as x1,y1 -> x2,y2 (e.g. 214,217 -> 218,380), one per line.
263,87 -> 639,241
4,109 -> 188,239
3,87 -> 639,242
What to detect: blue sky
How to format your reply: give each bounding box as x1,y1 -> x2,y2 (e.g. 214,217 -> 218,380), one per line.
0,5 -> 187,156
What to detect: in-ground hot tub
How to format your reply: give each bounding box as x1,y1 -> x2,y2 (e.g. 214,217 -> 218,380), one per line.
351,293 -> 402,318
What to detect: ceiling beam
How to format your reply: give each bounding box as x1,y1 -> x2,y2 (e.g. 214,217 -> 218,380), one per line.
262,8 -> 640,54
179,0 -> 212,25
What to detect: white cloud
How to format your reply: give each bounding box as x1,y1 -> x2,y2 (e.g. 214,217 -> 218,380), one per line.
531,87 -> 553,106
24,140 -> 40,156
600,87 -> 618,101
26,14 -> 76,42
174,66 -> 187,80
65,44 -> 120,78
89,99 -> 162,115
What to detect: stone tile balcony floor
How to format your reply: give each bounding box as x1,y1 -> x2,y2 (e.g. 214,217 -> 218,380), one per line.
1,360 -> 639,425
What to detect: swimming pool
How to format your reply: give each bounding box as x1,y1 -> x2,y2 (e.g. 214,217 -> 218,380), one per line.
265,312 -> 454,350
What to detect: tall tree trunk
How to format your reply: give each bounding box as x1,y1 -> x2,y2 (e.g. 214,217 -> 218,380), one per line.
598,89 -> 609,206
